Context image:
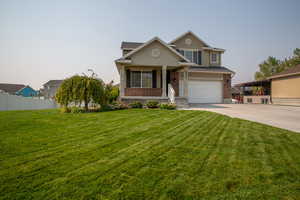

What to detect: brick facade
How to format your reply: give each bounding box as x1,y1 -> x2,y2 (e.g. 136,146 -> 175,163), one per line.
121,98 -> 168,105
223,74 -> 232,99
124,88 -> 162,96
170,72 -> 179,97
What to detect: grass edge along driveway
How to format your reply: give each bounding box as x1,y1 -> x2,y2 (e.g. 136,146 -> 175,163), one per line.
0,109 -> 300,200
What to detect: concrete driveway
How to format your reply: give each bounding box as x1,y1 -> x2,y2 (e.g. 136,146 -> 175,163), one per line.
185,104 -> 300,133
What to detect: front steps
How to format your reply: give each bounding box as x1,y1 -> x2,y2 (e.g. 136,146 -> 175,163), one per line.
174,97 -> 189,108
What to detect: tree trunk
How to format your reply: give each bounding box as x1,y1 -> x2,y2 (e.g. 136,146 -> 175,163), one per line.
84,100 -> 88,111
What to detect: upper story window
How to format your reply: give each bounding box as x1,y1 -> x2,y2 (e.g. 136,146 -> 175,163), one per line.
130,71 -> 152,88
178,49 -> 202,65
211,53 -> 218,64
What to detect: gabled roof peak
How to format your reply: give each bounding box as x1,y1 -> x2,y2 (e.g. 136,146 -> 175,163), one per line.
169,31 -> 210,47
118,36 -> 190,62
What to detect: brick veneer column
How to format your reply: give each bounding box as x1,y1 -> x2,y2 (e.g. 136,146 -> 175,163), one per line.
183,67 -> 188,97
223,74 -> 232,99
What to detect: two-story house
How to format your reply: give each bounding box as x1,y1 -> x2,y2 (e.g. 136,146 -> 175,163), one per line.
42,80 -> 63,99
115,31 -> 234,106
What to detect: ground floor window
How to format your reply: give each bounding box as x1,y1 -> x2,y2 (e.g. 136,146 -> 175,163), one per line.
130,71 -> 152,88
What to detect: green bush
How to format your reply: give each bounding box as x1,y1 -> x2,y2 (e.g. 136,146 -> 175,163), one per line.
146,101 -> 159,108
100,104 -> 114,111
160,103 -> 177,110
129,101 -> 143,108
70,106 -> 84,113
110,101 -> 129,110
60,107 -> 71,113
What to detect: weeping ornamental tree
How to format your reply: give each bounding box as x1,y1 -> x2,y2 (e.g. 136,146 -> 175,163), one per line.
55,75 -> 105,111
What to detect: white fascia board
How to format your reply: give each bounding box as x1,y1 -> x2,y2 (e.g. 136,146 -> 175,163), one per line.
120,37 -> 191,63
169,31 -> 210,47
202,47 -> 226,52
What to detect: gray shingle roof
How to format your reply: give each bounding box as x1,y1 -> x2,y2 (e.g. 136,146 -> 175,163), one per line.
0,83 -> 26,94
189,66 -> 234,74
121,42 -> 144,49
43,80 -> 63,86
269,64 -> 300,79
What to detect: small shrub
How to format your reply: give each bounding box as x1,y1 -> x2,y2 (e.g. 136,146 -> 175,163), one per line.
70,106 -> 84,113
60,107 -> 71,113
129,101 -> 143,108
101,104 -> 114,111
160,103 -> 177,110
110,101 -> 129,110
146,101 -> 159,108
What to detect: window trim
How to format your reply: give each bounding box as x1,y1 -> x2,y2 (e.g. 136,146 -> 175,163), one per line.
130,70 -> 153,88
211,52 -> 218,64
178,49 -> 202,65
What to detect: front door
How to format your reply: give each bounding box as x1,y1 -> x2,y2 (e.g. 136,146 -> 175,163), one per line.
166,70 -> 171,95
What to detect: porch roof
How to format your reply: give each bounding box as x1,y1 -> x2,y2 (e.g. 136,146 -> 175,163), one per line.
235,79 -> 270,87
189,66 -> 235,74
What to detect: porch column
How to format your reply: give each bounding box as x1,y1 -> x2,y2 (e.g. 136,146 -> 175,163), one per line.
162,65 -> 167,97
183,67 -> 188,97
120,65 -> 125,97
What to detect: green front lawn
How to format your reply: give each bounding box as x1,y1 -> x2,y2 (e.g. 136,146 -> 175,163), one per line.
0,109 -> 300,199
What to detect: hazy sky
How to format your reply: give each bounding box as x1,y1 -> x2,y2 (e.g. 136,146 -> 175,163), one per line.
1,0 -> 300,89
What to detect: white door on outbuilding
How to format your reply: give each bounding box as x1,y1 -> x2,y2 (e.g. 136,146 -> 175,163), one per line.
188,80 -> 223,103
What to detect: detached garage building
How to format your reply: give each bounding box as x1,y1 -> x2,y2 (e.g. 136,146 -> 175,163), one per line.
269,64 -> 300,106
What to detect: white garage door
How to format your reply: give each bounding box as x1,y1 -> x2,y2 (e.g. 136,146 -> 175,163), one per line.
188,80 -> 223,103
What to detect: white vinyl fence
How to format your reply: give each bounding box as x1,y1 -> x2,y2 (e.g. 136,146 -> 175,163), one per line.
0,93 -> 58,111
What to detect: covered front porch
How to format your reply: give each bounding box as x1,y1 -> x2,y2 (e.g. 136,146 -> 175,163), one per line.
118,65 -> 190,103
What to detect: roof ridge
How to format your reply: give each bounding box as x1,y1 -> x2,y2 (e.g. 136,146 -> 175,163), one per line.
118,37 -> 190,63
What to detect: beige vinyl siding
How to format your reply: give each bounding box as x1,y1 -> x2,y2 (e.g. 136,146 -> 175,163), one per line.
188,72 -> 223,81
202,51 -> 210,66
129,41 -> 181,67
171,33 -> 206,49
271,75 -> 300,98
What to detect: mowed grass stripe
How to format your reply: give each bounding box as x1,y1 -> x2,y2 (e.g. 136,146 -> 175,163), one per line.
31,111 -> 214,199
0,110 -> 167,159
0,109 -> 300,200
0,110 -> 187,170
0,111 -> 193,187
80,112 -> 223,199
0,111 -> 201,196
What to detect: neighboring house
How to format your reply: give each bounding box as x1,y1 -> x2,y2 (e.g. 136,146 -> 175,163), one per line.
115,31 -> 234,105
269,64 -> 300,106
0,83 -> 37,97
235,64 -> 300,106
42,80 -> 63,99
